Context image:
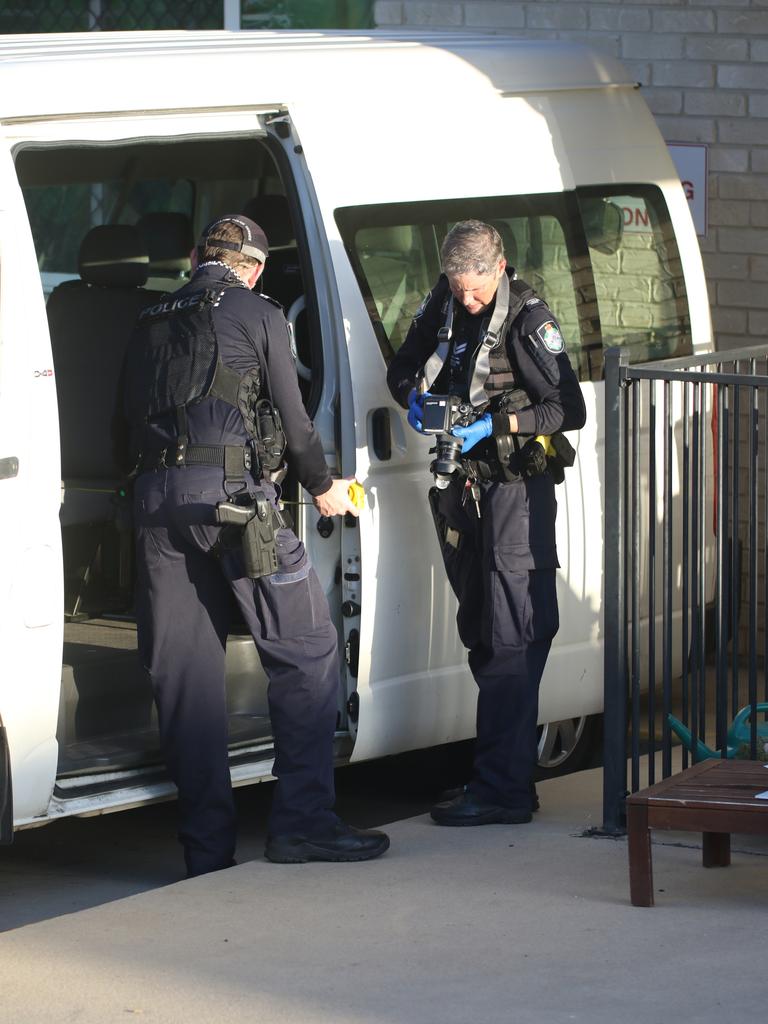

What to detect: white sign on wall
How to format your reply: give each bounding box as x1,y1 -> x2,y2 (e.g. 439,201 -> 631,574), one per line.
667,143 -> 708,236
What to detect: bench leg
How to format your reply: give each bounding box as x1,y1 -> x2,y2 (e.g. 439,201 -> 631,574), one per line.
702,831 -> 731,868
627,802 -> 654,907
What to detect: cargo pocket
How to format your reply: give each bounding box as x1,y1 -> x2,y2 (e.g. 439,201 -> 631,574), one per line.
487,547 -> 559,649
258,531 -> 321,641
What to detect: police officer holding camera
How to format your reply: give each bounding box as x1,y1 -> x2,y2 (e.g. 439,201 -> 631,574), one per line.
122,214 -> 389,874
387,220 -> 586,825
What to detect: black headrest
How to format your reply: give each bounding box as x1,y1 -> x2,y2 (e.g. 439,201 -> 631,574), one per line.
360,226 -> 414,255
240,195 -> 294,249
79,225 -> 149,288
137,212 -> 194,275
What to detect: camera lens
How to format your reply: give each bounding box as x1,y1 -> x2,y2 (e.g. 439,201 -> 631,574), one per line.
430,433 -> 464,486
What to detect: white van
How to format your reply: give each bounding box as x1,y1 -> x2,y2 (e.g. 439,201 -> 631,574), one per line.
0,29 -> 712,838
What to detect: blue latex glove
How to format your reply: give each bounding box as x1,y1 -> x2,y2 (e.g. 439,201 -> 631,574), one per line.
452,413 -> 493,454
407,388 -> 430,433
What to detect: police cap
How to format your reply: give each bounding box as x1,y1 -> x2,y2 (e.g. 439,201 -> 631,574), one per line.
198,214 -> 269,263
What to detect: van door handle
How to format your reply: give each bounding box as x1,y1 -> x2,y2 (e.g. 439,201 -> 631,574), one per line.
0,457 -> 19,480
370,408 -> 392,461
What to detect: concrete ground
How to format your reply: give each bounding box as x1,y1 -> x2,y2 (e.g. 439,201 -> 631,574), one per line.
2,765 -> 766,1024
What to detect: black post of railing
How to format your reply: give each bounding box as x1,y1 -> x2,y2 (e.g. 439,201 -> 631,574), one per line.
602,347 -> 629,832
630,383 -> 641,793
647,382 -> 657,784
680,380 -> 691,771
662,380 -> 674,779
749,379 -> 759,758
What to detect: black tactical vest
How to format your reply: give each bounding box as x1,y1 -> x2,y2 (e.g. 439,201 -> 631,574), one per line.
433,276 -> 536,410
123,284 -> 261,436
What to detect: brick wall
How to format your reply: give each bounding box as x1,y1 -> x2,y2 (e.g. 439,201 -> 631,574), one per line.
375,0 -> 768,353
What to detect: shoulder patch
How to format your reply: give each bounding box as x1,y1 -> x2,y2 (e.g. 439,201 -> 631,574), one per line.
536,320 -> 565,354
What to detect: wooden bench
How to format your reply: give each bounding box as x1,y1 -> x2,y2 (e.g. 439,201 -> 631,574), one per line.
626,758 -> 768,906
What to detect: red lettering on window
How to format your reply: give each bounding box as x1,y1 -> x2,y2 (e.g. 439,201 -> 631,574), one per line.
622,205 -> 650,229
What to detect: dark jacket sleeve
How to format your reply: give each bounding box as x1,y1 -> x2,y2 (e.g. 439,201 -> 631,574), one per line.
261,305 -> 332,496
509,304 -> 587,437
386,284 -> 443,407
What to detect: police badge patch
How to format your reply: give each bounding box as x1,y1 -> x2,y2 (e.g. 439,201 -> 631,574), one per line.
536,320 -> 565,354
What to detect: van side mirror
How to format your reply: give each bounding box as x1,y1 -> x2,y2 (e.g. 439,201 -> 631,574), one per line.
581,199 -> 623,256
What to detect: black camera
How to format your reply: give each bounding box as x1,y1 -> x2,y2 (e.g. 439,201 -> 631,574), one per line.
421,394 -> 476,489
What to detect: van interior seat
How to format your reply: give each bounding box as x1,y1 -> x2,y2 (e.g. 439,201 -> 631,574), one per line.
47,224 -> 162,525
136,211 -> 193,293
358,225 -> 429,340
241,195 -> 303,311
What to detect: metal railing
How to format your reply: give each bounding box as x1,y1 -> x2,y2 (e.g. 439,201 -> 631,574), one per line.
602,344 -> 768,832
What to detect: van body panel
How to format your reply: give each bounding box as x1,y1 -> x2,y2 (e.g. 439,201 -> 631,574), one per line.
0,32 -> 634,122
0,128 -> 63,822
0,723 -> 13,842
0,30 -> 713,823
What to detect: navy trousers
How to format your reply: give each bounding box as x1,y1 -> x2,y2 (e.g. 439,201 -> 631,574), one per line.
133,466 -> 340,876
433,473 -> 559,811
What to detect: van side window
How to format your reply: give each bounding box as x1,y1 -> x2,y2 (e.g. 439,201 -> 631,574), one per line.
335,186 -> 692,382
577,186 -> 692,366
348,224 -> 436,355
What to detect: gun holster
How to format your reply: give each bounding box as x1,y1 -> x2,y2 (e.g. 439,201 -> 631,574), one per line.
215,490 -> 279,579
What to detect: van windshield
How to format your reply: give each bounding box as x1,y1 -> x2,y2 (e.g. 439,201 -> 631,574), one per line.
335,186 -> 692,382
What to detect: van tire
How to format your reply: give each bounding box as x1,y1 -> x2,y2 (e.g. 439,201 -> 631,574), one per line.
535,714 -> 602,778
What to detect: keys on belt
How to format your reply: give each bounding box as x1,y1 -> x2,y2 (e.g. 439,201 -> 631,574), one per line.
462,477 -> 482,518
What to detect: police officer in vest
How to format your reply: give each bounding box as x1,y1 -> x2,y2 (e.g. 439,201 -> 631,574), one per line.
387,220 -> 586,825
122,214 -> 390,873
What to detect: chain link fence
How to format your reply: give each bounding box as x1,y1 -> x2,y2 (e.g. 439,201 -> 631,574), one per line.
0,0 -> 373,33
0,1 -> 224,32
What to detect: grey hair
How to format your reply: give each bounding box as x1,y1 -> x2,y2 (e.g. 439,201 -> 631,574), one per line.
440,220 -> 504,276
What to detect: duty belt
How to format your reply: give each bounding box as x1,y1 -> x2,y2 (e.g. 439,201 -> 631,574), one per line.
138,442 -> 255,476
458,436 -> 522,485
460,455 -> 522,485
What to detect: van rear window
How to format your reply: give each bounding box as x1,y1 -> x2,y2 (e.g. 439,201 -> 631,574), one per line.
335,187 -> 692,382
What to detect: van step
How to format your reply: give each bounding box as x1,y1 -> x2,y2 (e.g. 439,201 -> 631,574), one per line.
58,619 -> 271,775
57,714 -> 273,777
